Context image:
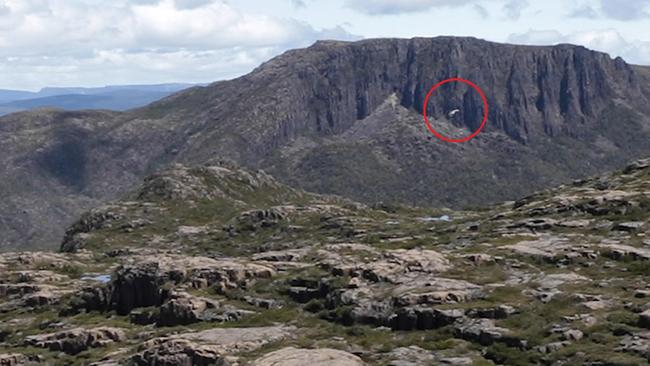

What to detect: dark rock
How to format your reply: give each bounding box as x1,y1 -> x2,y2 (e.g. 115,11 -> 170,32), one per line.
130,308 -> 159,325
390,307 -> 464,331
638,309 -> 650,329
110,263 -> 172,315
244,296 -> 281,309
466,305 -> 517,319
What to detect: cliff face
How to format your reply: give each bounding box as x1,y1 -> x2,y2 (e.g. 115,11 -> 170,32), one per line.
160,37 -> 646,161
1,37 -> 650,250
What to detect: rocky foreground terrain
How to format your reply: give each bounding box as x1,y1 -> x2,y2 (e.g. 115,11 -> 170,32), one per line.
3,37 -> 650,250
1,157 -> 650,365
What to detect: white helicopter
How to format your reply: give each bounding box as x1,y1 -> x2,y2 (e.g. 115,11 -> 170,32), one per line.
447,109 -> 461,118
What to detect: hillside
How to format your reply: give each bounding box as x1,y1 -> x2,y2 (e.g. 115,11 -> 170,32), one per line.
2,37 -> 650,250
0,158 -> 650,364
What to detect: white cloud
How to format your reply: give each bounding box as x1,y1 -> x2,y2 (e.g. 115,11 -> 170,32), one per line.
502,0 -> 528,20
473,4 -> 489,18
570,0 -> 650,20
0,0 -> 358,90
344,0 -> 481,15
600,0 -> 650,20
508,29 -> 650,65
343,0 -> 530,15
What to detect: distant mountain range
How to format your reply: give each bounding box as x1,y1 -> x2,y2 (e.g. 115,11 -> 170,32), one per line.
0,84 -> 199,116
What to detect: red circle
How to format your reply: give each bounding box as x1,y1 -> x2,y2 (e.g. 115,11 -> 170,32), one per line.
422,78 -> 489,143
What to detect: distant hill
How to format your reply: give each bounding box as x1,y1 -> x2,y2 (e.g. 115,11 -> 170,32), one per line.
0,83 -> 198,116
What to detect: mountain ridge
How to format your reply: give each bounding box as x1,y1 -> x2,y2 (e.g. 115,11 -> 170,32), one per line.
1,36 -> 650,250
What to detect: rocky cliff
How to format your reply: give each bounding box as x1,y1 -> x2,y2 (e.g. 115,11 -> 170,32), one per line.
1,37 -> 650,249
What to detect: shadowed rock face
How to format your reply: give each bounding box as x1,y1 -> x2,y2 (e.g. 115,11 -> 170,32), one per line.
1,37 -> 650,250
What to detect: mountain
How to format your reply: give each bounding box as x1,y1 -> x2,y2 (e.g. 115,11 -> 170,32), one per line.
0,84 -> 197,116
1,36 -> 650,250
1,157 -> 650,364
0,89 -> 36,103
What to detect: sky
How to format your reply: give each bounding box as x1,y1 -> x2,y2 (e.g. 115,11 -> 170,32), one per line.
0,0 -> 649,91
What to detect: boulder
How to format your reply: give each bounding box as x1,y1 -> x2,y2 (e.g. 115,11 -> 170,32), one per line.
537,341 -> 570,354
24,327 -> 126,355
638,309 -> 650,329
390,307 -> 464,331
111,262 -> 170,315
252,347 -> 364,366
466,305 -> 517,319
133,326 -> 294,365
158,293 -> 221,326
617,332 -> 650,359
81,254 -> 275,315
362,249 -> 450,282
130,339 -> 228,366
386,346 -> 435,366
602,244 -> 650,261
384,249 -> 450,272
0,354 -> 28,366
613,222 -> 645,232
454,319 -> 524,347
392,276 -> 483,306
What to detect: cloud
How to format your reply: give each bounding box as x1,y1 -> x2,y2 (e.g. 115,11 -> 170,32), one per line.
570,0 -> 650,20
600,0 -> 650,20
473,4 -> 489,18
0,0 -> 358,90
342,0 -> 529,20
344,0 -> 530,16
502,0 -> 528,20
508,29 -> 650,65
344,0 -> 480,15
568,5 -> 599,18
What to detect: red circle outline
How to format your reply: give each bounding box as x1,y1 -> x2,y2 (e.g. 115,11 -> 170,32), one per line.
422,78 -> 489,143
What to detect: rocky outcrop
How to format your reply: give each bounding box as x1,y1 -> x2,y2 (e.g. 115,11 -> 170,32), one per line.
157,292 -> 253,326
130,339 -> 228,366
70,254 -> 276,316
60,208 -> 124,252
132,326 -> 295,365
454,319 -> 525,347
639,309 -> 650,329
24,327 -> 126,355
389,307 -> 464,331
158,293 -> 221,326
0,354 -> 28,366
251,347 -> 365,366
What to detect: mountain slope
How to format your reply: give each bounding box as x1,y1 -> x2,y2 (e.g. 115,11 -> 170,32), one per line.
2,37 -> 650,250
